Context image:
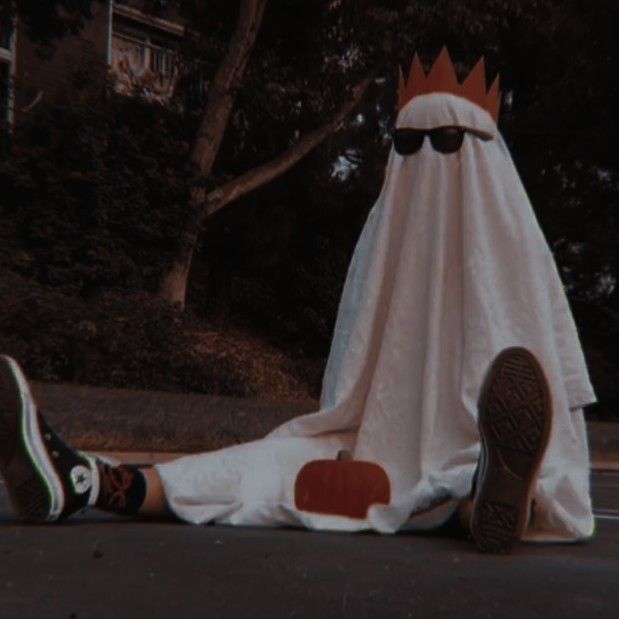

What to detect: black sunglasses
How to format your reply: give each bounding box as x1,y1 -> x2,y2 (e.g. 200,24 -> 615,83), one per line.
392,126 -> 493,155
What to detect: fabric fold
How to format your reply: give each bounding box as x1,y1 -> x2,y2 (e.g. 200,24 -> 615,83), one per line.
157,92 -> 595,541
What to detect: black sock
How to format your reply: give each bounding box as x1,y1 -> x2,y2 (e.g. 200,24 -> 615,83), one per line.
94,461 -> 147,516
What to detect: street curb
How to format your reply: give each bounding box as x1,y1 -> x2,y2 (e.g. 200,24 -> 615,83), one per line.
587,422 -> 619,465
31,380 -> 619,462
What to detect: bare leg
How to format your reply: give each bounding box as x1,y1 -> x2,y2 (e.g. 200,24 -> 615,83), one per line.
138,467 -> 171,518
92,460 -> 174,519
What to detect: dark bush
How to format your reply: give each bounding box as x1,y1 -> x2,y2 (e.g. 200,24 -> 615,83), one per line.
0,95 -> 200,298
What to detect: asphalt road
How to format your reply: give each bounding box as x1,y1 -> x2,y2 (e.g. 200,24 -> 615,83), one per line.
1,471 -> 618,619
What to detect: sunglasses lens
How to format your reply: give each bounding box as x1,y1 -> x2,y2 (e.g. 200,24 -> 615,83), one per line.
392,129 -> 425,155
430,127 -> 465,153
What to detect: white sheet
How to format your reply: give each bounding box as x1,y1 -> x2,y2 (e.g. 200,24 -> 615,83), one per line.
157,93 -> 596,540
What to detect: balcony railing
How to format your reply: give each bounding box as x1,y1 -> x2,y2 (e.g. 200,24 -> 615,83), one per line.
110,30 -> 178,101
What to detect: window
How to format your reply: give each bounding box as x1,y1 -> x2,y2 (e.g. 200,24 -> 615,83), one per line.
110,8 -> 180,102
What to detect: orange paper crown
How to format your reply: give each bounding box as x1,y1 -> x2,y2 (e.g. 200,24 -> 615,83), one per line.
398,48 -> 501,122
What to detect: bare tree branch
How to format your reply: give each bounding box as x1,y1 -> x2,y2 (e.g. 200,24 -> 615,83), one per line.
200,70 -> 377,221
190,0 -> 267,175
160,69 -> 376,307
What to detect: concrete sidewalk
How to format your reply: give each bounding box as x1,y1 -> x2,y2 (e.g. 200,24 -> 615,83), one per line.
32,380 -> 619,467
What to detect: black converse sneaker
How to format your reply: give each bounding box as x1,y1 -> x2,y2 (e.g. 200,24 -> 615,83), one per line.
0,355 -> 99,522
469,347 -> 552,553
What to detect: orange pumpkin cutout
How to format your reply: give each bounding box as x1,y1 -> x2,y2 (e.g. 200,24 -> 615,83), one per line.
294,460 -> 391,519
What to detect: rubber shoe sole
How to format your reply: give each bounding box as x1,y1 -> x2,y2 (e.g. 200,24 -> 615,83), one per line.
0,355 -> 64,522
470,347 -> 552,553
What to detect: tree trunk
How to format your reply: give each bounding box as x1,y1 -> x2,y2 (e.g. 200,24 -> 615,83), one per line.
159,71 -> 377,308
158,230 -> 199,308
158,0 -> 266,307
190,0 -> 267,176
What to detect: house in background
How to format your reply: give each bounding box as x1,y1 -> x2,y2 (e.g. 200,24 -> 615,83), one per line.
2,0 -> 186,126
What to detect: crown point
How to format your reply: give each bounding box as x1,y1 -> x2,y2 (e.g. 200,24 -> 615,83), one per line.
398,66 -> 407,109
461,57 -> 487,110
462,57 -> 486,89
407,53 -> 427,99
486,74 -> 501,122
426,47 -> 459,95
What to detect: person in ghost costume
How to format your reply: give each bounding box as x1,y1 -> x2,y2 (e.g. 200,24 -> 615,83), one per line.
0,49 -> 596,553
